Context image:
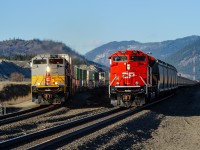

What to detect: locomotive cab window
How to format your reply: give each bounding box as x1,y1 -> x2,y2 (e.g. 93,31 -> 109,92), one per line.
33,59 -> 47,64
113,56 -> 127,62
130,56 -> 146,62
49,59 -> 63,64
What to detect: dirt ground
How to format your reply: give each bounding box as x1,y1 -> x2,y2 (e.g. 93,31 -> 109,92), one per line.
141,85 -> 200,150
2,85 -> 200,149
2,86 -> 110,114
63,85 -> 200,150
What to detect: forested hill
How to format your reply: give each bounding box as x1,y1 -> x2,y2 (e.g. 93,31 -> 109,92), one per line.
0,39 -> 107,80
0,39 -> 83,59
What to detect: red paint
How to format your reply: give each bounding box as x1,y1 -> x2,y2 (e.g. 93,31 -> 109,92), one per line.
109,50 -> 155,87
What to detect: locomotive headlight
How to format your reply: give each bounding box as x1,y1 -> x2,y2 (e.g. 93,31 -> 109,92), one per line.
116,82 -> 120,85
37,82 -> 40,85
46,66 -> 50,72
135,81 -> 139,85
127,64 -> 130,70
55,82 -> 58,85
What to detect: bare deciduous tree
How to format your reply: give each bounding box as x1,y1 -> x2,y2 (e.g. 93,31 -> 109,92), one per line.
10,72 -> 24,82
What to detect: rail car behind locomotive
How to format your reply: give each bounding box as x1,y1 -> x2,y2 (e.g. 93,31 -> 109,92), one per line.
109,50 -> 178,107
31,54 -> 72,105
177,75 -> 197,86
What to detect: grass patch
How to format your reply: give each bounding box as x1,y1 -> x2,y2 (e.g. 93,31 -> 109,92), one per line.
0,83 -> 31,103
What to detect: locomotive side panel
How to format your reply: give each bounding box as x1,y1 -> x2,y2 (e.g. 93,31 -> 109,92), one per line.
157,60 -> 178,94
169,67 -> 173,89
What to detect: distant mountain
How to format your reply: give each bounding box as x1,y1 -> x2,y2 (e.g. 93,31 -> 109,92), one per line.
85,35 -> 200,67
165,39 -> 200,80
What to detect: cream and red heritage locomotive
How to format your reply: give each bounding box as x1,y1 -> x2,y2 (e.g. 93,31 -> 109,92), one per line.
30,54 -> 109,105
31,54 -> 72,105
109,50 -> 178,107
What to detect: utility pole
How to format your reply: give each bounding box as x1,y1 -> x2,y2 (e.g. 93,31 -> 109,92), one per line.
192,50 -> 196,80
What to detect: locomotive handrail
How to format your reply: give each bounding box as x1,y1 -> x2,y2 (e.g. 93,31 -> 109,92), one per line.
139,75 -> 147,86
52,74 -> 65,85
33,75 -> 40,85
33,75 -> 45,86
56,74 -> 65,82
109,76 -> 117,86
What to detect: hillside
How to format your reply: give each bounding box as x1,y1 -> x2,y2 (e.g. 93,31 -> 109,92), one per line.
0,39 -> 108,80
165,39 -> 200,80
0,39 -> 85,59
0,39 -> 76,81
85,35 -> 200,67
0,60 -> 30,80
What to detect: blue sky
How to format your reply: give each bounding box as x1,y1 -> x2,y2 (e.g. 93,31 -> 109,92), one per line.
0,0 -> 200,54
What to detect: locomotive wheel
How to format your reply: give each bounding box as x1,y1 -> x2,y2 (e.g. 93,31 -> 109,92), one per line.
145,94 -> 151,104
111,99 -> 118,106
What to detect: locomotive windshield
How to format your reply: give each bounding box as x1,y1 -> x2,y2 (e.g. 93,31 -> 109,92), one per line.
113,56 -> 127,62
33,59 -> 47,64
49,59 -> 63,64
130,56 -> 146,62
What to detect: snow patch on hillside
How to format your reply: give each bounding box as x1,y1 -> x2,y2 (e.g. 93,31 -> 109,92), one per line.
178,56 -> 198,67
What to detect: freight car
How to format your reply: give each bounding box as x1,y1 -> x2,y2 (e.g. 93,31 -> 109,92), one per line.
31,54 -> 72,105
74,65 -> 107,90
109,50 -> 196,107
177,75 -> 197,86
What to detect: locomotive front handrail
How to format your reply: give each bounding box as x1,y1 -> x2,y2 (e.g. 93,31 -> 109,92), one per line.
109,76 -> 117,86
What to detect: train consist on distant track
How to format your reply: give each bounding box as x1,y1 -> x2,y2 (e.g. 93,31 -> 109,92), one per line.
109,50 -> 197,107
31,54 -> 108,105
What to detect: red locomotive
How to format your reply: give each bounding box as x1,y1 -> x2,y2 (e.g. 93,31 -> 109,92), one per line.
109,50 -> 178,107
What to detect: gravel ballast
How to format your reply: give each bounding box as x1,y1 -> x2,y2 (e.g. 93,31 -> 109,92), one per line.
0,89 -> 111,142
1,86 -> 200,149
60,86 -> 200,150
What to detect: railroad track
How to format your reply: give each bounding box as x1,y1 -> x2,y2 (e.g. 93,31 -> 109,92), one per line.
0,94 -> 173,149
0,106 -> 39,120
0,105 -> 60,126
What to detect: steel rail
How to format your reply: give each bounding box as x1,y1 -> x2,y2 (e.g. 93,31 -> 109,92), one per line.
0,105 -> 59,126
0,107 -> 121,149
0,94 -> 173,149
29,94 -> 174,150
0,106 -> 39,120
